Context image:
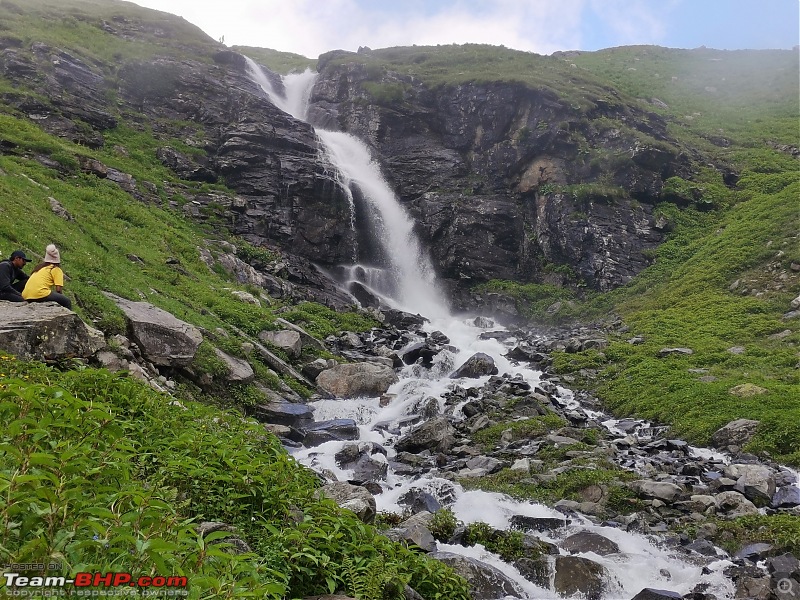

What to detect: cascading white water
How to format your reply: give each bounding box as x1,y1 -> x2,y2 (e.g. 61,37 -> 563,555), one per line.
245,58 -> 746,600
245,58 -> 446,319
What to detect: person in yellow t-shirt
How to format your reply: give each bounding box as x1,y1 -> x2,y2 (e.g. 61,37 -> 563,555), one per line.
22,244 -> 72,310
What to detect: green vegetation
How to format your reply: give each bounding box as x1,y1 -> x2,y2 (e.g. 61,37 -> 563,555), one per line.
549,167 -> 800,465
232,46 -> 316,74
568,46 -> 799,147
472,413 -> 566,449
0,0 -> 220,65
324,44 -> 634,112
462,464 -> 639,513
710,514 -> 800,556
0,358 -> 471,598
475,280 -> 576,320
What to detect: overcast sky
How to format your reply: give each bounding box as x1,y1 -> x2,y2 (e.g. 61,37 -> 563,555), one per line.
130,0 -> 799,58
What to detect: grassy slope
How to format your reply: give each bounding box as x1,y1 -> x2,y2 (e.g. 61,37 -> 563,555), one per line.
0,2 -> 471,597
0,2 -> 798,585
544,47 -> 800,465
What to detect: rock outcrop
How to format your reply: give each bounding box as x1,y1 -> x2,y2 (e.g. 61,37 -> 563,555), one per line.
106,294 -> 203,366
0,302 -> 105,361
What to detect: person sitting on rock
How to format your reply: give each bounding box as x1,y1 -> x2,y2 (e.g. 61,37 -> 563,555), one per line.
0,250 -> 31,302
22,244 -> 72,310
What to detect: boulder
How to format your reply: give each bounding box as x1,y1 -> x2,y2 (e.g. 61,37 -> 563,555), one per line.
630,589 -> 682,600
430,551 -> 521,599
561,531 -> 620,556
334,442 -> 388,483
316,363 -> 398,398
0,303 -> 105,361
303,419 -> 360,447
509,515 -> 569,533
772,486 -> 800,508
320,482 -> 376,524
395,416 -> 456,454
729,383 -> 768,397
253,401 -> 314,428
450,352 -> 498,378
553,555 -> 607,600
259,329 -> 302,358
632,480 -> 683,503
726,463 -> 776,506
710,418 -> 760,449
213,347 -> 255,383
107,294 -> 202,366
714,490 -> 759,518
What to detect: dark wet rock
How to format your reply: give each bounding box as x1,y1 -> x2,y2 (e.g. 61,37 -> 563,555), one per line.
382,309 -> 428,330
402,341 -> 441,367
683,539 -> 720,557
303,419 -> 360,446
513,556 -> 550,587
450,352 -> 499,378
399,490 -> 441,515
561,531 -> 620,556
395,416 -> 456,454
553,555 -> 607,600
430,551 -> 521,599
734,543 -> 774,561
334,442 -> 388,483
253,401 -> 314,428
630,589 -> 682,600
509,515 -> 570,533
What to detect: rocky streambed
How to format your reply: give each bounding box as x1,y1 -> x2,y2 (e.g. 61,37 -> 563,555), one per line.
251,310 -> 800,600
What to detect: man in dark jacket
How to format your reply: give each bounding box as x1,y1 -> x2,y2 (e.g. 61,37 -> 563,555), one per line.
0,250 -> 31,302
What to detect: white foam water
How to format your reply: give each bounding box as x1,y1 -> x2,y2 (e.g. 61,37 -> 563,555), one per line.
245,58 -> 741,599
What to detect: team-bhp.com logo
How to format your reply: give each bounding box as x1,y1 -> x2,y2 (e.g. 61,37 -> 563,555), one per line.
3,571 -> 188,596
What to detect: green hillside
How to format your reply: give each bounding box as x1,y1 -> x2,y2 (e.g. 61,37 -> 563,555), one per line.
0,0 -> 798,594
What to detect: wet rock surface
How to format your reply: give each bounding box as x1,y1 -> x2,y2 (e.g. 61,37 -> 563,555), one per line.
241,310 -> 799,599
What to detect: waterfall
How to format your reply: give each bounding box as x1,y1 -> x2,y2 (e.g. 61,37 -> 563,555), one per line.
244,57 -> 745,600
245,58 -> 447,319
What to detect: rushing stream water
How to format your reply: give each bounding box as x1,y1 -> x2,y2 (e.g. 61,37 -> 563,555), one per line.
244,59 -> 796,600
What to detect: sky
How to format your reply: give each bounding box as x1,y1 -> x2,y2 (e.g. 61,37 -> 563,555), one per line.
130,0 -> 800,58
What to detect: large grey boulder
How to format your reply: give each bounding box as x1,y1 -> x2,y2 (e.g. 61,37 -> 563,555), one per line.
710,418 -> 760,449
213,348 -> 255,383
430,551 -> 521,599
395,416 -> 456,454
316,362 -> 398,398
561,531 -> 620,556
450,352 -> 499,378
106,294 -> 202,366
631,480 -> 683,503
726,463 -> 776,506
319,482 -> 376,524
0,302 -> 105,361
259,329 -> 302,358
553,556 -> 608,600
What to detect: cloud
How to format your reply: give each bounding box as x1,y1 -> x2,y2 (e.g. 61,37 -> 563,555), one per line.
132,0 -> 589,57
588,0 -> 678,47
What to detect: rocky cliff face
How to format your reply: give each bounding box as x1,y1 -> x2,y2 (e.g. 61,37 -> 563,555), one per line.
1,15 -> 703,313
309,50 -> 696,306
